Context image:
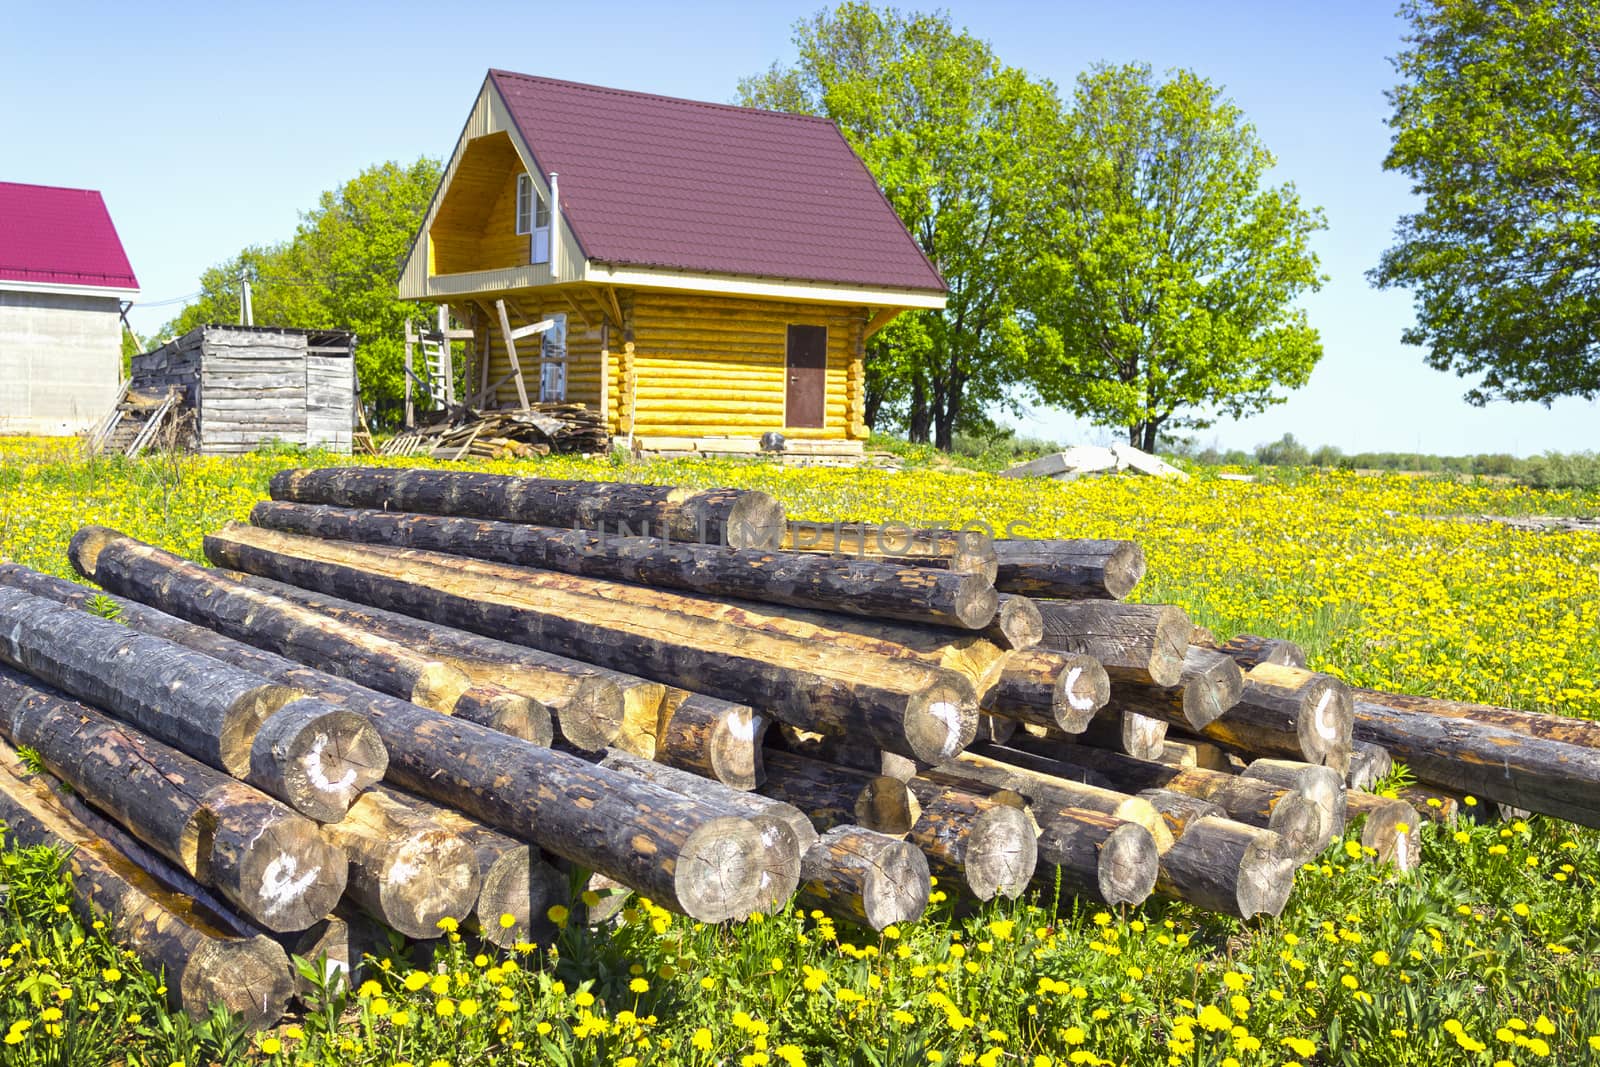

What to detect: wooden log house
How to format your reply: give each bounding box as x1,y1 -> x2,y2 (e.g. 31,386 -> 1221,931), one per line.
398,71 -> 948,456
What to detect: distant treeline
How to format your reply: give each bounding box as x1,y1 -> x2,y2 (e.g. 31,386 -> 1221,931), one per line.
1179,434 -> 1600,489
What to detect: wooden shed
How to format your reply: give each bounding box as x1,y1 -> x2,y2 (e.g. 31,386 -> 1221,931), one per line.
398,71 -> 948,455
129,325 -> 356,454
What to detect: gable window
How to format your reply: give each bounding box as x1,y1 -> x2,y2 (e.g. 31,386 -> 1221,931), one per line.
516,173 -> 552,264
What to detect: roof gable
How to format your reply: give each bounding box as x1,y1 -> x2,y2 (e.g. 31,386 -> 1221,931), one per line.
486,71 -> 945,294
0,182 -> 138,291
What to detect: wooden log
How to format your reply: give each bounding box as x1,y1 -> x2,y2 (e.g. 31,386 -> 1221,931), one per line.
1106,647 -> 1244,732
991,538 -> 1145,600
656,692 -> 767,790
983,594 -> 1043,651
249,502 -> 1000,631
1032,808 -> 1159,906
0,570 -> 764,921
320,787 -> 481,939
0,745 -> 294,1028
0,583 -> 299,778
774,725 -> 918,782
268,466 -> 787,549
1155,739 -> 1235,772
1393,784 -> 1466,824
247,699 -> 388,823
1035,602 -> 1193,688
1154,816 -> 1295,919
1355,686 -> 1600,749
1078,709 -> 1168,761
981,738 -> 1329,860
599,749 -> 806,916
1193,633 -> 1307,671
70,529 -> 552,743
1348,698 -> 1600,826
1239,759 -> 1348,839
275,907 -> 391,998
975,713 -> 1019,745
1345,740 -> 1393,792
931,749 -> 1174,851
780,522 -> 998,582
0,667 -> 346,932
1198,664 -> 1354,773
759,749 -> 920,836
903,779 -> 1036,901
797,825 -> 930,930
1345,792 -> 1422,872
1138,789 -> 1228,840
225,572 -> 637,752
200,525 -> 979,764
989,649 -> 1108,733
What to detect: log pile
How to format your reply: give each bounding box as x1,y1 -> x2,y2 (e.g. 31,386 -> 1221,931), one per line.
0,464 -> 1591,1027
379,404 -> 609,460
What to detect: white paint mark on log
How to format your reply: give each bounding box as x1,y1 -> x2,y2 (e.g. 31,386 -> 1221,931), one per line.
1064,666 -> 1095,711
728,710 -> 761,742
258,855 -> 321,915
930,701 -> 964,759
1314,690 -> 1338,741
302,732 -> 358,795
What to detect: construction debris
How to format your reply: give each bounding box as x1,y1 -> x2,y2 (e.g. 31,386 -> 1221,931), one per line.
0,464 -> 1591,1028
379,404 -> 608,459
1001,443 -> 1189,481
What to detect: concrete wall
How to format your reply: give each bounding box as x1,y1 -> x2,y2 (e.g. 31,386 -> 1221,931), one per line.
0,289 -> 123,435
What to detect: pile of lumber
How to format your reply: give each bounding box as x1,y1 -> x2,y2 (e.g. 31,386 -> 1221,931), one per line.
381,404 -> 608,460
2,465 -> 1594,1028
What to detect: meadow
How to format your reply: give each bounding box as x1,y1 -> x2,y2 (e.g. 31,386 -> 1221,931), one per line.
1,437 -> 1598,1067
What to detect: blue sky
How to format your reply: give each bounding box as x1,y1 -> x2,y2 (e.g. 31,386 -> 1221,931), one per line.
4,0 -> 1595,455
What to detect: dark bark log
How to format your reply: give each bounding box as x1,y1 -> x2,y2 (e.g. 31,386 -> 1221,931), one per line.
773,725 -> 918,782
1078,709 -> 1168,760
250,501 -> 999,631
0,583 -> 300,778
201,525 -> 979,764
989,650 -> 1108,733
269,466 -> 786,549
983,595 -> 1043,650
759,749 -> 920,836
1197,664 -> 1354,773
71,528 -> 551,742
656,692 -> 768,790
1192,633 -> 1307,671
1138,789 -> 1228,840
226,572 -> 632,751
903,779 -> 1036,901
1154,816 -> 1296,919
1106,647 -> 1244,732
1355,687 -> 1600,749
1035,602 -> 1193,688
797,825 -> 930,930
0,667 -> 346,932
1031,808 -> 1158,907
1240,759 -> 1348,840
320,787 -> 481,938
0,745 -> 294,1028
931,749 -> 1173,850
1345,741 -> 1393,792
1350,698 -> 1600,827
598,749 -> 806,916
247,700 -> 387,823
780,522 -> 998,582
991,539 -> 1145,600
974,713 -> 1018,746
1345,793 -> 1422,872
979,737 -> 1327,860
0,565 -> 769,920
1155,739 -> 1235,772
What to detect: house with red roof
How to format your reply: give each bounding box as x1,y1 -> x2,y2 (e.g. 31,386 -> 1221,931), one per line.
1,182 -> 138,434
398,71 -> 946,452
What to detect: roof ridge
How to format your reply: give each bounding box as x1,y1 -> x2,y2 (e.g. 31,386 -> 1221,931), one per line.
0,180 -> 105,196
488,69 -> 835,126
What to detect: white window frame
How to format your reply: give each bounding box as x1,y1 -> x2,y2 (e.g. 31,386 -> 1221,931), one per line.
515,174 -> 534,236
540,312 -> 567,401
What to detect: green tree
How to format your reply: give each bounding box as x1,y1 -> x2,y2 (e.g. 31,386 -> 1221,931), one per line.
1372,0 -> 1600,404
739,4 -> 1060,449
1032,64 -> 1326,451
166,158 -> 442,423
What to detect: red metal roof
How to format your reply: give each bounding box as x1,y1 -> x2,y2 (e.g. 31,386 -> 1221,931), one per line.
488,71 -> 946,294
0,182 -> 138,291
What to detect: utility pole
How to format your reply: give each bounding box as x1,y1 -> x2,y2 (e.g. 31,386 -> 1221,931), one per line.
238,268 -> 254,327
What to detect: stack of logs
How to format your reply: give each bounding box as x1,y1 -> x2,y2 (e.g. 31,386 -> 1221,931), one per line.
2,465 -> 1596,1029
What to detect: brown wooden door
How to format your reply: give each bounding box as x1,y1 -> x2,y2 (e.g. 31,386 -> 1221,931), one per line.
785,325 -> 828,429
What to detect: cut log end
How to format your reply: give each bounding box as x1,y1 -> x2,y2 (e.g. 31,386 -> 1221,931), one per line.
989,596 -> 1044,650
749,816 -> 804,915
66,524 -> 120,580
183,936 -> 295,1030
451,686 -> 555,746
1295,677 -> 1355,766
1264,791 -> 1328,862
1103,542 -> 1146,600
1354,797 -> 1422,872
237,819 -> 350,933
953,580 -> 1001,631
676,816 -> 769,923
1058,657 -> 1112,728
903,683 -> 979,764
961,804 -> 1038,900
1158,815 -> 1295,919
248,700 -> 389,822
725,493 -> 788,550
375,831 -> 481,940
411,661 -> 475,714
475,853 -> 567,950
1099,823 -> 1161,905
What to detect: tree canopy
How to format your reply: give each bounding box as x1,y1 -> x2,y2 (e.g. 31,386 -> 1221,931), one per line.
738,4 -> 1060,449
1373,0 -> 1600,405
165,157 -> 441,422
1031,64 -> 1327,451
